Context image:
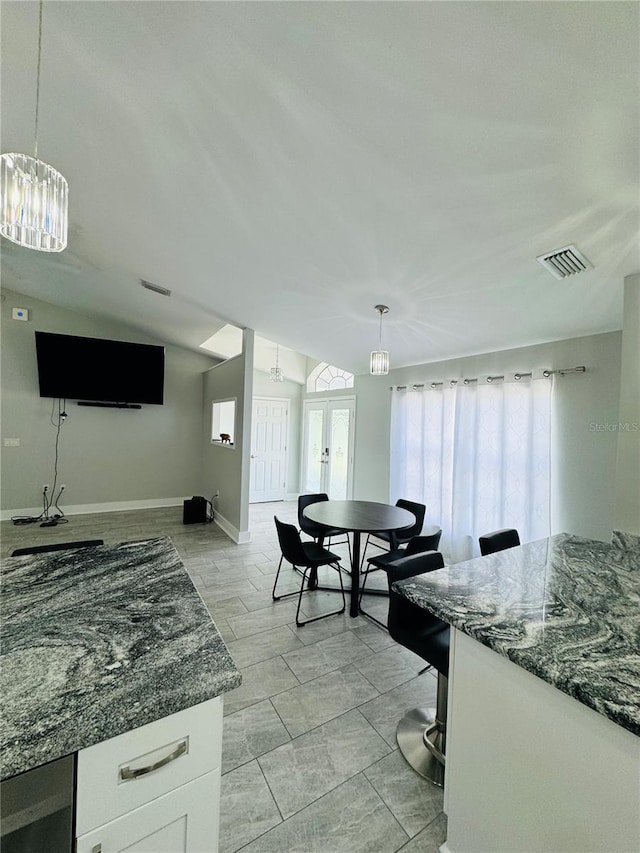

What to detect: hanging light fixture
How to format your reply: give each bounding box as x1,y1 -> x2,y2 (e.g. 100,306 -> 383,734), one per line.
270,344 -> 284,382
1,1 -> 68,252
370,304 -> 390,375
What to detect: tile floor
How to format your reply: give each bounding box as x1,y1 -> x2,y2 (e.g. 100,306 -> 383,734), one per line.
2,502 -> 446,852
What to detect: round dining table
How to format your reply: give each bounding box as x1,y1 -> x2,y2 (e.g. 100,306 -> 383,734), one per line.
303,500 -> 415,617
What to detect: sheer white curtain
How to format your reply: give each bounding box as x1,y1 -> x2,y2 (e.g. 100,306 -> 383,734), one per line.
390,378 -> 552,562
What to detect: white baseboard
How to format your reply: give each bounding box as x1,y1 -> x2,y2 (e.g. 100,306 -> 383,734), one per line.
3,497 -> 250,545
285,493 -> 299,502
439,843 -> 453,853
214,511 -> 251,544
1,496 -> 188,522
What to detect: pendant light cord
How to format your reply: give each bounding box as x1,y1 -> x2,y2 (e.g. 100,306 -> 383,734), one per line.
34,0 -> 44,161
378,310 -> 383,349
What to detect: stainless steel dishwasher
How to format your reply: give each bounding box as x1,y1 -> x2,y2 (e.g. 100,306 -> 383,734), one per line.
1,755 -> 74,853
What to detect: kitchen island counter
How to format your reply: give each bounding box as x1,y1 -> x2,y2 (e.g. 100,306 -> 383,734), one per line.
1,536 -> 241,781
395,532 -> 639,736
393,533 -> 639,853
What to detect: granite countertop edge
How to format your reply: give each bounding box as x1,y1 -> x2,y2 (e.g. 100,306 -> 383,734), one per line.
393,533 -> 640,739
2,670 -> 242,782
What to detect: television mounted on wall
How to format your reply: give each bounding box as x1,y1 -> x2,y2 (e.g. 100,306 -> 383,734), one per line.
35,331 -> 165,406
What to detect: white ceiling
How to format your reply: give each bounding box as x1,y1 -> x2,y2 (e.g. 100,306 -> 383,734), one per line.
1,1 -> 638,373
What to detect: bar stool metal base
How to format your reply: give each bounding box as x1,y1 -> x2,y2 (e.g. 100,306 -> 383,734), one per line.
396,707 -> 445,787
396,671 -> 447,788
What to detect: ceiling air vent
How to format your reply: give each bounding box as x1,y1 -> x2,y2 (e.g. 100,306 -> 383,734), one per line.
140,279 -> 171,297
536,245 -> 592,280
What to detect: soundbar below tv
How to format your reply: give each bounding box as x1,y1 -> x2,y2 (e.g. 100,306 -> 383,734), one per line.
35,331 -> 165,406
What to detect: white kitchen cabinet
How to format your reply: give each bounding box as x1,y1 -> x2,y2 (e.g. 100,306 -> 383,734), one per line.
76,769 -> 220,853
76,697 -> 223,853
443,629 -> 640,853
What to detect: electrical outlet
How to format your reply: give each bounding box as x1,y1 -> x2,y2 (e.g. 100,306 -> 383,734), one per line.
214,490 -> 220,499
42,484 -> 49,493
60,484 -> 66,491
3,437 -> 20,447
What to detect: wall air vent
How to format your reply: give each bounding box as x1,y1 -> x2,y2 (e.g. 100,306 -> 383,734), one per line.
536,245 -> 593,280
140,279 -> 171,297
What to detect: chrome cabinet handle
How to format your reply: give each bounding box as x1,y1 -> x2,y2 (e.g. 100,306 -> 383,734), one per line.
120,740 -> 187,781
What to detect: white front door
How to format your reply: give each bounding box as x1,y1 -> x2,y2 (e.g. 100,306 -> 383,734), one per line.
250,397 -> 289,503
302,397 -> 355,499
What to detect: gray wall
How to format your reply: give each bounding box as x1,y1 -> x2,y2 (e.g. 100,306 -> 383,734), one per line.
353,331 -> 622,543
1,288 -> 216,512
201,330 -> 254,536
614,274 -> 640,534
2,284 -> 627,546
253,369 -> 303,495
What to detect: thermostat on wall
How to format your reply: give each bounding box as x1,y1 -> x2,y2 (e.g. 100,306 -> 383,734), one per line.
12,307 -> 29,321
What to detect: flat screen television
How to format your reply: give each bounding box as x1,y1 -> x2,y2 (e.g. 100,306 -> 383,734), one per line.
35,331 -> 165,405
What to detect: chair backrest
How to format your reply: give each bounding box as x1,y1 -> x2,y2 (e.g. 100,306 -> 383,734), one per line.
478,528 -> 520,556
405,529 -> 442,557
395,499 -> 426,541
11,539 -> 104,557
274,516 -> 309,566
298,493 -> 330,537
387,551 -> 446,643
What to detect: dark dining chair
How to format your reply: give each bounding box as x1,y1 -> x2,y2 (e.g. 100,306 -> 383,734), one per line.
11,539 -> 104,557
478,528 -> 520,556
272,516 -> 346,627
358,528 -> 443,627
297,493 -> 351,563
361,498 -> 426,566
387,551 -> 449,787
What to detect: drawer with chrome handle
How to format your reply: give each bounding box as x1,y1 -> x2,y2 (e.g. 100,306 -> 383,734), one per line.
76,696 -> 222,835
119,738 -> 188,782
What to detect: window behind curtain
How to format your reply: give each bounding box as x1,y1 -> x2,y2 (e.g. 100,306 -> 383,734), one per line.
390,379 -> 552,562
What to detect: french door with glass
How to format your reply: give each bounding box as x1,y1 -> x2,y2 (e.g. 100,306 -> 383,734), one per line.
301,397 -> 355,499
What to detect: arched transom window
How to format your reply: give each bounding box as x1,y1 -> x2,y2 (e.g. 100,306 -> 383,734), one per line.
307,362 -> 354,393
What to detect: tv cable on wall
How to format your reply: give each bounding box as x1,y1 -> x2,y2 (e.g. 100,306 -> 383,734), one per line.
11,398 -> 69,527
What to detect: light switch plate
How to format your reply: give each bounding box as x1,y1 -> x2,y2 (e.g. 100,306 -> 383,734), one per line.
12,307 -> 29,321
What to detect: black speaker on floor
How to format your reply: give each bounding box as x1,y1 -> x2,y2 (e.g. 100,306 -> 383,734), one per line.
183,496 -> 209,525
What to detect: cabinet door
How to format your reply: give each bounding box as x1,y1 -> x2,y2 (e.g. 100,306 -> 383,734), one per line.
76,769 -> 220,853
77,697 -> 222,836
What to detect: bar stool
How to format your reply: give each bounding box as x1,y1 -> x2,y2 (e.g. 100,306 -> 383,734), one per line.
478,528 -> 520,556
387,551 -> 449,787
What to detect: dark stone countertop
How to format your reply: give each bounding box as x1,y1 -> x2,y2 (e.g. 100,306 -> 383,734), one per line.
1,537 -> 241,780
393,533 -> 640,737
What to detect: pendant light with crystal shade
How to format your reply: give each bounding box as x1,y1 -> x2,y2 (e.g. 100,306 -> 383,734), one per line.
270,344 -> 284,382
370,305 -> 390,375
1,2 -> 68,252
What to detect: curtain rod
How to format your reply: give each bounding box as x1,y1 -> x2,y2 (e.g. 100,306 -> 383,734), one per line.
392,366 -> 585,391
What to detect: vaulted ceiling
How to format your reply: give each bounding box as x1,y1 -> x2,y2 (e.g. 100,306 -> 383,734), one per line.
1,1 -> 638,372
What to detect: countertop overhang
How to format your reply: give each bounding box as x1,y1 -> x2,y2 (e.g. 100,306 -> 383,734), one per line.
1,537 -> 241,780
394,533 -> 640,736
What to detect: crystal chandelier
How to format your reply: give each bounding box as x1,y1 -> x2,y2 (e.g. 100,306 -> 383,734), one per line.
270,344 -> 284,382
0,2 -> 68,252
370,305 -> 390,375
